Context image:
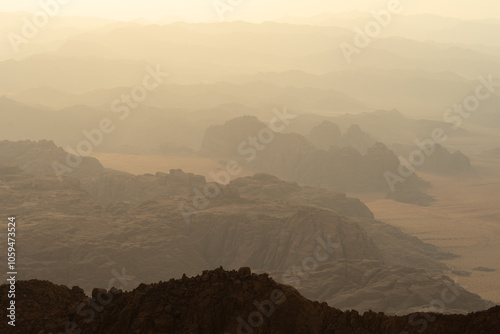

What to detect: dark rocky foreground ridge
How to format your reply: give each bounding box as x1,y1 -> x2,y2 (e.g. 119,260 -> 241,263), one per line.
1,268 -> 498,334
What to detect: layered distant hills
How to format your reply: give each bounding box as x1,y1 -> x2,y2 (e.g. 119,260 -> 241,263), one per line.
0,102 -> 474,198
201,115 -> 429,193
0,10 -> 499,332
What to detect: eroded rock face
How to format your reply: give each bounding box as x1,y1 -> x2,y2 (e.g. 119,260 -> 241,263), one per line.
1,270 -> 498,334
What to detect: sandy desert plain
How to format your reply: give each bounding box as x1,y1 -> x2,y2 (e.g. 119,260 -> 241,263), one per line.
354,154 -> 500,304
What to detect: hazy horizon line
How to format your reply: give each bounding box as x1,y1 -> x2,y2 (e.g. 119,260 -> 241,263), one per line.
2,10 -> 500,25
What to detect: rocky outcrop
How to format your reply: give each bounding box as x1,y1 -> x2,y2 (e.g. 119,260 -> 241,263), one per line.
0,280 -> 87,333
1,269 -> 498,334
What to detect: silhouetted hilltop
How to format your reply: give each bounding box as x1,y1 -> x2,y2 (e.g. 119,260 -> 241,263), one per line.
1,269 -> 498,333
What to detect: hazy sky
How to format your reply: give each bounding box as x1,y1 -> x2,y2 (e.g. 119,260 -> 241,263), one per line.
1,0 -> 499,22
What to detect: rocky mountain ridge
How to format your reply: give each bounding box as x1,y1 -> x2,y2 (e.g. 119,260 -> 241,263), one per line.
0,268 -> 498,334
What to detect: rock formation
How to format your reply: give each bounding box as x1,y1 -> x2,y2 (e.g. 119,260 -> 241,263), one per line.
0,163 -> 491,315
